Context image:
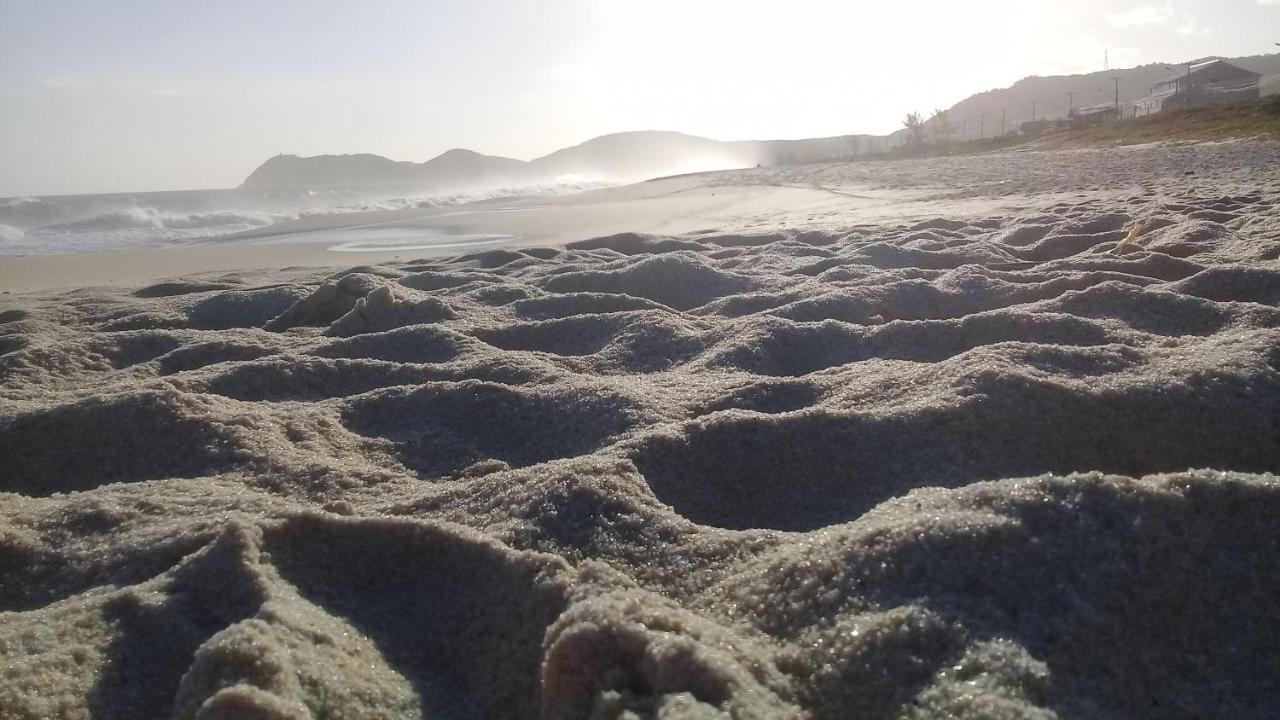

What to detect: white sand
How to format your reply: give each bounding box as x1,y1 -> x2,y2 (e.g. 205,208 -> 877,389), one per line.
2,141 -> 1280,719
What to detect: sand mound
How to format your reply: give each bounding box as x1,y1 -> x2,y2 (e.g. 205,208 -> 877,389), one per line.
201,357 -> 438,402
0,389 -> 241,495
1173,265 -> 1280,304
540,253 -> 761,311
3,144 -> 1280,718
512,292 -> 671,320
312,324 -> 473,364
342,381 -> 645,478
475,311 -> 706,373
398,270 -> 495,291
633,345 -> 1280,531
134,280 -> 242,299
263,273 -> 387,332
565,232 -> 708,255
87,330 -> 184,369
188,286 -> 310,330
157,338 -> 278,374
324,285 -> 457,338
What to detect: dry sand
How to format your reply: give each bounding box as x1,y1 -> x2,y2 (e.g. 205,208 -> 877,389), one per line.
3,141 -> 1280,719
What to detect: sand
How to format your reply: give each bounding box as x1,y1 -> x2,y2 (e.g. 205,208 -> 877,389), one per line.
3,141 -> 1280,719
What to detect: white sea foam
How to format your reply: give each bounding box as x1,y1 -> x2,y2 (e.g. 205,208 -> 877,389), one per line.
0,223 -> 25,244
0,180 -> 609,256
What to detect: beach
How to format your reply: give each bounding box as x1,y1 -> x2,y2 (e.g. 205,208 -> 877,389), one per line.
3,141 -> 1280,719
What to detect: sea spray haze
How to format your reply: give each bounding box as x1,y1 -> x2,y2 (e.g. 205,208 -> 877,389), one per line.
0,182 -> 607,256
0,130 -> 793,256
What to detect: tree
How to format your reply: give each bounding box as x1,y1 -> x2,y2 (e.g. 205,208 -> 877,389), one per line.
902,112 -> 926,154
928,109 -> 954,148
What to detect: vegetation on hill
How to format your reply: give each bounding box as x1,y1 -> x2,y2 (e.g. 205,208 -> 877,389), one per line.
1039,95 -> 1280,147
869,96 -> 1280,162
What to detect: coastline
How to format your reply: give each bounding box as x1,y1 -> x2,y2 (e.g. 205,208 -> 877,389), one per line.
0,177 -> 909,293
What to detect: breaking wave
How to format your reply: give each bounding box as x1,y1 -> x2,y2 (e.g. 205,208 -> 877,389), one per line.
0,180 -> 610,256
0,223 -> 25,244
36,208 -> 275,234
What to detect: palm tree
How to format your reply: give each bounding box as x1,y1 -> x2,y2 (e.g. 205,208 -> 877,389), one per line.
928,109 -> 954,147
902,112 -> 926,154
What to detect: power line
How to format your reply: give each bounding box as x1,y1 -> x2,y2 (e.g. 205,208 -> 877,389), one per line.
1111,76 -> 1125,111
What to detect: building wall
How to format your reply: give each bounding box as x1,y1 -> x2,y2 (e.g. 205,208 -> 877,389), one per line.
1163,62 -> 1262,109
1165,84 -> 1260,109
1070,108 -> 1119,127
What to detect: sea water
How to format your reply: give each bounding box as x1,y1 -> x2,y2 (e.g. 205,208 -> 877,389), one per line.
0,182 -> 601,256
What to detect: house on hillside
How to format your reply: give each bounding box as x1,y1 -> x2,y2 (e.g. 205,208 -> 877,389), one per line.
1149,59 -> 1261,112
1020,119 -> 1050,135
1070,104 -> 1120,127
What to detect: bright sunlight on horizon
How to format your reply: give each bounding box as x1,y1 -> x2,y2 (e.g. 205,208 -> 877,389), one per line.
2,0 -> 1278,195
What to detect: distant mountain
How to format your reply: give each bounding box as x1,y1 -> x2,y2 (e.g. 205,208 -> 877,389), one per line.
526,131 -> 756,180
241,153 -> 424,190
240,52 -> 1280,191
241,149 -> 530,191
420,148 -> 529,187
239,131 -> 877,192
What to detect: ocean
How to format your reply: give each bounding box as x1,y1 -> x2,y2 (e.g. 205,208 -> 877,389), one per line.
0,182 -> 603,256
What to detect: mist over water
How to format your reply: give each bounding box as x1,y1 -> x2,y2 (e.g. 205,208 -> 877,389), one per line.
0,181 -> 608,256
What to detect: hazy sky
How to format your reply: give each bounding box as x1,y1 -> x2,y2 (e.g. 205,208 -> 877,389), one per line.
2,0 -> 1278,196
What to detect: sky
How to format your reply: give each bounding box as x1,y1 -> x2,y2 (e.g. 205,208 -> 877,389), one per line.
1,0 -> 1278,196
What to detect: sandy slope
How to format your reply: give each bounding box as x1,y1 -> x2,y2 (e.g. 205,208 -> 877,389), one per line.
2,142 -> 1280,719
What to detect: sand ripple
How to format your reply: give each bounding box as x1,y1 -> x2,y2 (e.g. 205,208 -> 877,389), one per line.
3,161 -> 1280,718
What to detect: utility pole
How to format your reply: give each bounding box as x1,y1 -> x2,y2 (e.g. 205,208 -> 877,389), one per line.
979,115 -> 985,140
1112,76 -> 1124,113
1031,101 -> 1037,120
962,117 -> 968,141
1001,109 -> 1007,136
1067,92 -> 1077,116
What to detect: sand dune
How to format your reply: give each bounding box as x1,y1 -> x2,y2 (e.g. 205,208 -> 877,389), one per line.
3,143 -> 1280,718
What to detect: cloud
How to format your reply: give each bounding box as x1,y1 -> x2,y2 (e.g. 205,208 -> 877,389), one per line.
1107,4 -> 1175,27
1258,0 -> 1280,6
39,75 -> 84,88
33,74 -> 193,98
1106,3 -> 1204,34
